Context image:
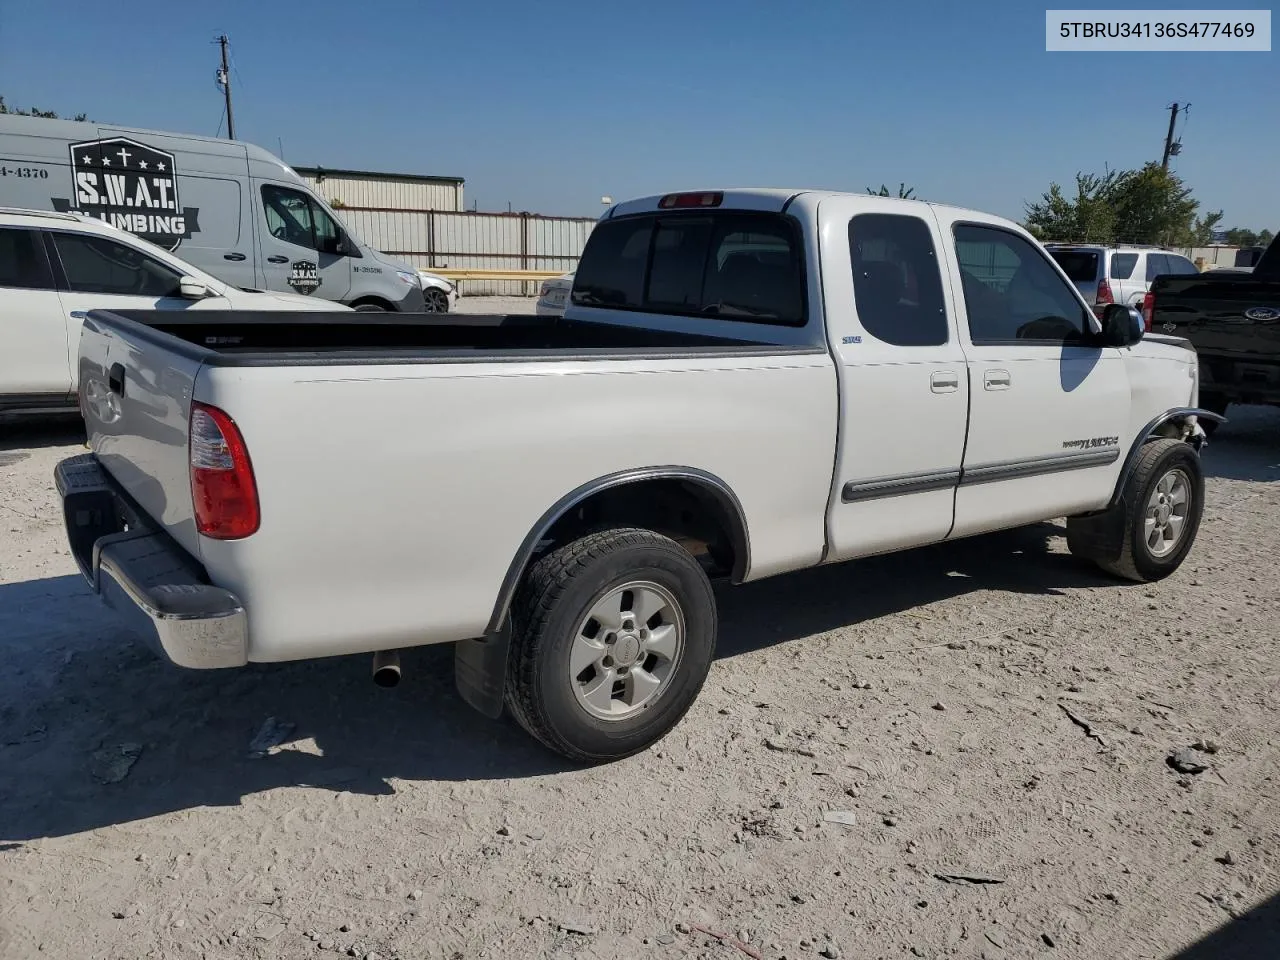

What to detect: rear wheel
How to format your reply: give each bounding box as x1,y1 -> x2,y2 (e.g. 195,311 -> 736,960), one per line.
1069,439 -> 1204,582
505,528 -> 716,762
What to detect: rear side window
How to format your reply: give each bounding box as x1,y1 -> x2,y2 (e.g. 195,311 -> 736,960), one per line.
1109,253 -> 1138,280
572,213 -> 804,325
1047,250 -> 1100,282
0,228 -> 54,290
1145,254 -> 1171,282
848,214 -> 947,346
51,232 -> 183,297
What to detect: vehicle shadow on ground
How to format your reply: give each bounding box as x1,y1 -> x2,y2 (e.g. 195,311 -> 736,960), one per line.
1200,405 -> 1280,483
1166,890 -> 1280,959
0,522 -> 1119,842
0,418 -> 85,453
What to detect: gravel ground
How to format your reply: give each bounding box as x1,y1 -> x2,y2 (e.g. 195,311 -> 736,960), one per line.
1,397 -> 1277,960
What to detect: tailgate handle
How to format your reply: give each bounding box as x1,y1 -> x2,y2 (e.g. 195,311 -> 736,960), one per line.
108,362 -> 125,397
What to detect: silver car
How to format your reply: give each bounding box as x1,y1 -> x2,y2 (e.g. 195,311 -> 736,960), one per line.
1045,244 -> 1200,315
536,273 -> 574,316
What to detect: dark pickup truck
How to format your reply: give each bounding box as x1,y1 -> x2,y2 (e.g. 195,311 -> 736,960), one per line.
1145,237 -> 1280,429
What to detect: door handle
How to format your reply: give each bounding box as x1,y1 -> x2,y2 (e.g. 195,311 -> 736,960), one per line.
267,255 -> 289,264
108,362 -> 125,397
930,371 -> 959,393
69,310 -> 88,319
984,369 -> 1012,391
224,252 -> 247,261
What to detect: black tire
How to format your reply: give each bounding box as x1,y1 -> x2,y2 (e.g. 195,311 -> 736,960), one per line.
1198,392 -> 1228,437
1094,439 -> 1204,582
353,303 -> 386,313
505,527 -> 716,763
424,288 -> 450,313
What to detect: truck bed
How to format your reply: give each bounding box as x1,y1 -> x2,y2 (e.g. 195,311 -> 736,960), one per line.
89,310 -> 814,366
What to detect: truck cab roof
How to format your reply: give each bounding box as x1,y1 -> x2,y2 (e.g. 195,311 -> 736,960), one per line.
604,189 -> 1018,230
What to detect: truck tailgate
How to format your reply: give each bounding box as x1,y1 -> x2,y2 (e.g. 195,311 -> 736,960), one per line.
78,315 -> 204,558
1154,274 -> 1280,362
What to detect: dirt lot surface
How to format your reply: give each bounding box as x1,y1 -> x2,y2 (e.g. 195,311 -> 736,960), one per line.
2,394 -> 1277,960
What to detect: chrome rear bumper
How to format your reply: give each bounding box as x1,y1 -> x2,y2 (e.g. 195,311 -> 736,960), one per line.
55,454 -> 248,669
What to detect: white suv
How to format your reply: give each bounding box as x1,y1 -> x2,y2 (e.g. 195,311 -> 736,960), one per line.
0,208 -> 349,418
1045,244 -> 1200,315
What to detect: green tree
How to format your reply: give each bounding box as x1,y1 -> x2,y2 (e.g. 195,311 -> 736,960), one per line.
0,95 -> 89,121
1025,163 -> 1220,247
1224,227 -> 1275,248
867,183 -> 916,199
1024,171 -> 1121,242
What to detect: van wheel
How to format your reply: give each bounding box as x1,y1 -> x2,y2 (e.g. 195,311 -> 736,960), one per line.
505,528 -> 716,763
353,303 -> 386,313
424,288 -> 449,313
1072,439 -> 1204,582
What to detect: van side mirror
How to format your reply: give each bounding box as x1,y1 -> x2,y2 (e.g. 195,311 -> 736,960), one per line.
178,277 -> 211,299
1100,303 -> 1144,347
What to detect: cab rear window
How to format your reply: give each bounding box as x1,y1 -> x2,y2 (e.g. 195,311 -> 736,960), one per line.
572,213 -> 805,325
1048,250 -> 1100,282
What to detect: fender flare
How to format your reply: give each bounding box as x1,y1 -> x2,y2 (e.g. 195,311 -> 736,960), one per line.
483,466 -> 751,636
455,467 -> 750,720
1106,407 -> 1226,510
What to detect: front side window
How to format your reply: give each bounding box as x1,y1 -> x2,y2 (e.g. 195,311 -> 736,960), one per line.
954,224 -> 1091,344
848,214 -> 947,346
0,228 -> 54,290
572,212 -> 804,325
261,185 -> 343,252
1167,255 -> 1199,275
52,232 -> 183,297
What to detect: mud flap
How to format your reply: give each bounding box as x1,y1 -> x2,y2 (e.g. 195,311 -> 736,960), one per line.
454,622 -> 510,719
1068,499 -> 1127,564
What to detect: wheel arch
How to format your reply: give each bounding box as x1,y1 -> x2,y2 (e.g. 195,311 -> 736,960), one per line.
484,467 -> 751,635
1107,406 -> 1225,510
348,296 -> 393,312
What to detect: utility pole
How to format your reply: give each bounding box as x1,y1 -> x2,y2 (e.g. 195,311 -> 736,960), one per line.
1160,102 -> 1180,170
216,35 -> 235,140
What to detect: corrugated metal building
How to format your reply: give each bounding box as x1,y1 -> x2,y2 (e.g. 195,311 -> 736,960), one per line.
292,165 -> 595,294
294,166 -> 465,212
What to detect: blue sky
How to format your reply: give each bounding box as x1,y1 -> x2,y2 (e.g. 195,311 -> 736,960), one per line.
1,0 -> 1275,227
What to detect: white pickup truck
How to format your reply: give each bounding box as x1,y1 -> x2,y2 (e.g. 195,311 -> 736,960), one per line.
56,189 -> 1222,762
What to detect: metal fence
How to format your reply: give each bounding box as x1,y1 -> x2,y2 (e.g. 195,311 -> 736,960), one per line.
335,207 -> 596,295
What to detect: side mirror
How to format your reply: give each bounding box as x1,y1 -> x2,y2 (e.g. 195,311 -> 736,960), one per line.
1100,303 -> 1144,347
178,277 -> 210,299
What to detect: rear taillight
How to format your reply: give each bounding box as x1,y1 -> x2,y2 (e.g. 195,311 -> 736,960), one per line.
1096,278 -> 1115,309
1141,291 -> 1155,332
190,402 -> 259,539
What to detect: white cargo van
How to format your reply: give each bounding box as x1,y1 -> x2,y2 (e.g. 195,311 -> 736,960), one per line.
0,115 -> 425,312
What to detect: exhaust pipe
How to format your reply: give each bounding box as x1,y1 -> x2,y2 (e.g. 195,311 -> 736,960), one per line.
372,650 -> 401,688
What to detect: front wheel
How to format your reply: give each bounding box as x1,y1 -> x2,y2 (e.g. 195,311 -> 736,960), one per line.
505,528 -> 716,762
1070,438 -> 1205,582
423,288 -> 450,313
